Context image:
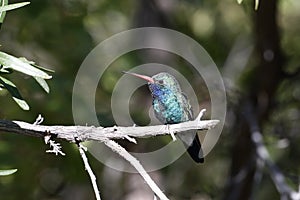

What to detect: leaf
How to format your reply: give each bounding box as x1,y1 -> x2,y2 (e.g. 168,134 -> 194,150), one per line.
19,57 -> 55,73
0,169 -> 18,176
255,0 -> 259,10
0,2 -> 30,23
0,66 -> 12,74
18,58 -> 51,93
0,76 -> 29,110
0,2 -> 30,12
34,76 -> 50,93
12,97 -> 30,110
0,0 -> 8,23
237,0 -> 259,10
0,51 -> 52,79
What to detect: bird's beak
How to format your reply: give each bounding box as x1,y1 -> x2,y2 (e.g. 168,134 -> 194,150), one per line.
122,71 -> 154,83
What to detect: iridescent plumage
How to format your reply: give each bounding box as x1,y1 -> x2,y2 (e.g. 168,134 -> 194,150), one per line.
124,71 -> 204,163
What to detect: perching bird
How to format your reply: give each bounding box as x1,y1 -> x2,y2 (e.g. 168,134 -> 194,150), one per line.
123,71 -> 204,163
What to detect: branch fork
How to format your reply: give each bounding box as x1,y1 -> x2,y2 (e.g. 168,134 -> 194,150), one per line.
0,109 -> 219,200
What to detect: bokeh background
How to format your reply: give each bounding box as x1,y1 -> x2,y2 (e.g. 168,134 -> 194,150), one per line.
1,0 -> 300,199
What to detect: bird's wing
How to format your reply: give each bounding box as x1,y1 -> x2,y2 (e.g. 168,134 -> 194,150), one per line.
181,92 -> 194,120
153,98 -> 167,124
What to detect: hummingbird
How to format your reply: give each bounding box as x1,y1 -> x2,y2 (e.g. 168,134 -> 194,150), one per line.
123,71 -> 204,163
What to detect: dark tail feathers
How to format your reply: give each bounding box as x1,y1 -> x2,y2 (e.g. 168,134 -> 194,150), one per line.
187,135 -> 204,163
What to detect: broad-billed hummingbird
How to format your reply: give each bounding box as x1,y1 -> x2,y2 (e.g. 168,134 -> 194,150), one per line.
123,71 -> 204,163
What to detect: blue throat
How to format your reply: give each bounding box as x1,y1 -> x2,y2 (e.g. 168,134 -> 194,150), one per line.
124,71 -> 204,163
149,83 -> 184,124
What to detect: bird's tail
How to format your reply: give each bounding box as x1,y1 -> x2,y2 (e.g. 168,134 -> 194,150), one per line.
177,131 -> 204,163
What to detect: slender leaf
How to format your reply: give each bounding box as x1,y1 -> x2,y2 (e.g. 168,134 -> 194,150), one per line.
0,2 -> 30,12
0,67 -> 12,74
19,57 -> 55,73
34,76 -> 50,93
0,0 -> 8,23
0,52 -> 52,79
255,0 -> 259,10
237,0 -> 259,10
0,169 -> 18,176
0,76 -> 29,110
12,97 -> 29,110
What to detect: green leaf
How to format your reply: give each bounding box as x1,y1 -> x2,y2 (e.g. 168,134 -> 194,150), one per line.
0,2 -> 30,12
255,0 -> 259,10
0,51 -> 52,79
0,0 -> 8,23
34,76 -> 50,93
237,0 -> 259,10
12,97 -> 30,110
0,76 -> 29,110
0,67 -> 12,74
0,1 -> 30,24
0,169 -> 18,176
19,57 -> 55,73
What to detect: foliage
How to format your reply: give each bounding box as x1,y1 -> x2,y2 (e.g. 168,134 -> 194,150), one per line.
0,0 -> 299,200
0,0 -> 52,181
0,1 -> 52,110
0,52 -> 52,110
0,1 -> 30,23
0,169 -> 17,176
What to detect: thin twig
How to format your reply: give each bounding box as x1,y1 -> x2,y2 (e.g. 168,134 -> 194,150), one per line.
78,143 -> 101,200
33,114 -> 44,125
103,139 -> 169,200
45,139 -> 66,156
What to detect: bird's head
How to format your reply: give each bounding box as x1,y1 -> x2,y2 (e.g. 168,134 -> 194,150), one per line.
123,71 -> 182,97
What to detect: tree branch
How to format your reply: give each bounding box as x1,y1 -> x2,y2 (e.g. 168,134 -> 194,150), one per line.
0,109 -> 219,200
243,102 -> 300,200
0,110 -> 219,143
78,143 -> 101,200
104,139 -> 169,200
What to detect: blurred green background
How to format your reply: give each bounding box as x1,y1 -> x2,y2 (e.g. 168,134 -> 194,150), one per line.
0,0 -> 300,199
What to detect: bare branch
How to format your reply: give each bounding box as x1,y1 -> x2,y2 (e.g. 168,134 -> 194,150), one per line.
0,109 -> 219,200
243,103 -> 300,200
78,143 -> 101,200
103,139 -> 169,200
0,110 -> 219,143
